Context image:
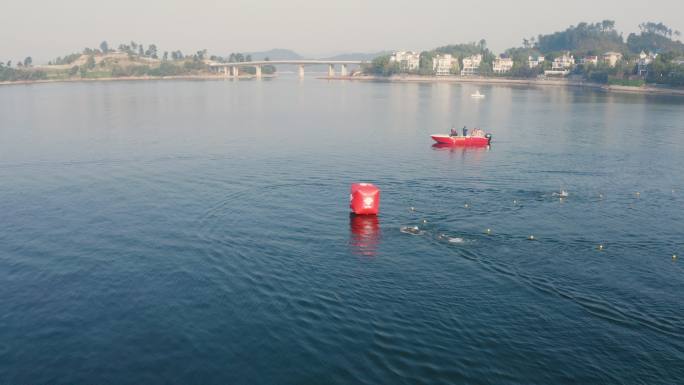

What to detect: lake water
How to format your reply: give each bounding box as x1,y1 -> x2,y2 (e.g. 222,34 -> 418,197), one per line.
1,78 -> 683,384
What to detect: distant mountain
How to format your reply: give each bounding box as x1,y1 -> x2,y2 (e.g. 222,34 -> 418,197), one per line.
238,49 -> 387,62
323,51 -> 389,61
245,49 -> 302,61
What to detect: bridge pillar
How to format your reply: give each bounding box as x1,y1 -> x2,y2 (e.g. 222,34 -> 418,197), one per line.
255,65 -> 262,79
328,64 -> 335,77
223,67 -> 228,77
341,64 -> 348,77
233,66 -> 239,78
298,65 -> 305,78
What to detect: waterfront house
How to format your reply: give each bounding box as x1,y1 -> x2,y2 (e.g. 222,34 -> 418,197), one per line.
553,53 -> 574,70
528,55 -> 545,68
544,52 -> 574,76
390,51 -> 420,72
432,54 -> 457,76
638,51 -> 658,76
492,56 -> 514,74
460,54 -> 482,76
602,52 -> 623,67
580,56 -> 599,66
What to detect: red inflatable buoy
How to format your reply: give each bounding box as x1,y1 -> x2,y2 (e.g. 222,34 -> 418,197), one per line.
350,183 -> 380,215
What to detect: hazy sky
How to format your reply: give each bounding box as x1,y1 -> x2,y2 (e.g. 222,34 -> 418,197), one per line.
1,0 -> 682,63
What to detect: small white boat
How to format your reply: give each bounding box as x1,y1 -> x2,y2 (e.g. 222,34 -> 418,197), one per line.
471,90 -> 485,99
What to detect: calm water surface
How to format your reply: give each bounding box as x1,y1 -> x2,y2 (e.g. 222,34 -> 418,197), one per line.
1,78 -> 683,384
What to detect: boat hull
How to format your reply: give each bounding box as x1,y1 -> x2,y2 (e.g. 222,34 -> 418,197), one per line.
431,135 -> 490,146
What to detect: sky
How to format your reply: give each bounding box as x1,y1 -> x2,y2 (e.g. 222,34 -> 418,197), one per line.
1,0 -> 683,63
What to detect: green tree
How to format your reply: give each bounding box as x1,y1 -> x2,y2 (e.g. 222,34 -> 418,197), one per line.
627,22 -> 684,54
138,45 -> 144,56
536,21 -> 624,55
23,56 -> 32,67
69,65 -> 79,76
362,55 -> 399,76
146,44 -> 158,59
100,41 -> 109,53
418,51 -> 434,75
163,51 -> 168,61
195,49 -> 208,60
86,55 -> 96,69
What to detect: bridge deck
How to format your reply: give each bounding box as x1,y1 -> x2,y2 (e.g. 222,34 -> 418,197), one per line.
209,60 -> 364,67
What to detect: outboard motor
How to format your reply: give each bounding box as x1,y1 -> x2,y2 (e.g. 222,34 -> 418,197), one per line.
485,133 -> 493,144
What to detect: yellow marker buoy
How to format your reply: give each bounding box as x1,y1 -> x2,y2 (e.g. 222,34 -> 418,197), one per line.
635,192 -> 641,197
486,228 -> 492,235
528,235 -> 535,241
598,244 -> 605,251
673,254 -> 678,260
464,203 -> 470,209
410,206 -> 416,212
422,219 -> 428,224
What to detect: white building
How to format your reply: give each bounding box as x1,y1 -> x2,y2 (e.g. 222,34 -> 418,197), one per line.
390,51 -> 420,72
544,52 -> 574,76
602,52 -> 623,67
552,53 -> 574,70
580,56 -> 599,66
461,54 -> 482,76
432,54 -> 457,76
492,56 -> 514,74
528,55 -> 545,68
638,51 -> 657,76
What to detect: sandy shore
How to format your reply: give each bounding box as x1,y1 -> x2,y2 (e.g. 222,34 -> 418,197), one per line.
0,74 -> 274,86
321,75 -> 684,97
3,73 -> 683,96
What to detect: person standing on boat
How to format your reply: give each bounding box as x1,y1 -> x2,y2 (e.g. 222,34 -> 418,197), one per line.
450,127 -> 458,137
462,125 -> 468,137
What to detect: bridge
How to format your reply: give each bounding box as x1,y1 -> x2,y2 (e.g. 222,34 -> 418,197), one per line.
208,60 -> 365,78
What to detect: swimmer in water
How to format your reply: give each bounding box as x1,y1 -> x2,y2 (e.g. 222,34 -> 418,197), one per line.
400,226 -> 422,235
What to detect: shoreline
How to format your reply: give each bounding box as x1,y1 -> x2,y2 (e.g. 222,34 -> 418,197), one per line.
3,72 -> 683,97
0,74 -> 275,86
321,75 -> 684,97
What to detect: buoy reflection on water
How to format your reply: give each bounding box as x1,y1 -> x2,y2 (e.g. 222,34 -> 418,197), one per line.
349,214 -> 381,257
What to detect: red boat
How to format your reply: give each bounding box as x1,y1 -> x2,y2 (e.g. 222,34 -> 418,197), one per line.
430,133 -> 492,146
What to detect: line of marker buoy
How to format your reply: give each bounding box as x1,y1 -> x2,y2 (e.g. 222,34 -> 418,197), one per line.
398,216 -> 677,258
355,184 -> 678,260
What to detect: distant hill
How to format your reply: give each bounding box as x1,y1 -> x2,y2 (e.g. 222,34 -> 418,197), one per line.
536,21 -> 626,55
244,49 -> 302,61
323,51 -> 389,61
238,49 -> 385,62
627,32 -> 684,55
